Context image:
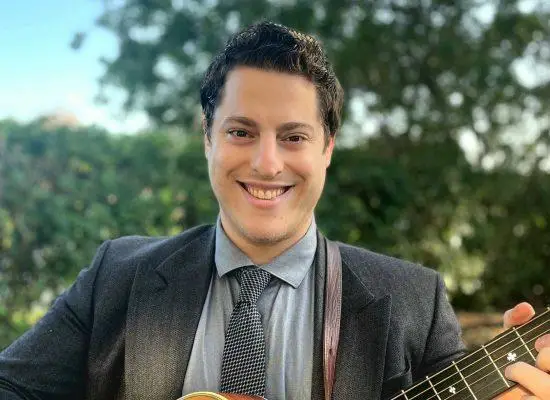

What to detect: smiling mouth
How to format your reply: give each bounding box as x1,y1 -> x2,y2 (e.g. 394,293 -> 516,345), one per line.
238,182 -> 293,200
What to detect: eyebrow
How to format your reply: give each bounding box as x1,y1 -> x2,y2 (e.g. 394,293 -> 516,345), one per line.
222,116 -> 258,128
221,116 -> 315,133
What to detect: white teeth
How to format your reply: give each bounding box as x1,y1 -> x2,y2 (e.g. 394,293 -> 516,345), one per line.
245,185 -> 286,200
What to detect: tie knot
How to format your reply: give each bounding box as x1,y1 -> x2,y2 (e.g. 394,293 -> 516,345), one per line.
237,267 -> 271,304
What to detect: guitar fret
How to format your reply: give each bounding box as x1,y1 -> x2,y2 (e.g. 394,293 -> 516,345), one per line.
481,345 -> 509,388
453,361 -> 478,400
388,309 -> 550,400
456,342 -> 511,400
512,327 -> 536,362
400,377 -> 434,400
427,376 -> 442,400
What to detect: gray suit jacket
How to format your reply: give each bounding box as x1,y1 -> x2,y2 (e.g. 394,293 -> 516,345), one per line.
0,225 -> 465,399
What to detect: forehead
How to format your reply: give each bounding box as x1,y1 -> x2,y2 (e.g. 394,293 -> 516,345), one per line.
214,66 -> 321,126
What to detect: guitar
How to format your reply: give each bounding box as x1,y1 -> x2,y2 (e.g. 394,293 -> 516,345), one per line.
180,307 -> 550,400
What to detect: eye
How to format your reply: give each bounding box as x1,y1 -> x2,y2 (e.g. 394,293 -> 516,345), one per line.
227,129 -> 250,138
284,135 -> 305,143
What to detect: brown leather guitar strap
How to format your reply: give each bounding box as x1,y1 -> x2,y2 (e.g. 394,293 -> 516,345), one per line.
323,238 -> 342,400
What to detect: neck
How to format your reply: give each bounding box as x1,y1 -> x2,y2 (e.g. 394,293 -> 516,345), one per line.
220,216 -> 313,265
242,239 -> 301,265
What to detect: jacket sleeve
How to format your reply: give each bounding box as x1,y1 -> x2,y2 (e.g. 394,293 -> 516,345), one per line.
415,272 -> 467,381
0,241 -> 111,400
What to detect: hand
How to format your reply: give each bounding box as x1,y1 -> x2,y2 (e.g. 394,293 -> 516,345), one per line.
494,302 -> 550,400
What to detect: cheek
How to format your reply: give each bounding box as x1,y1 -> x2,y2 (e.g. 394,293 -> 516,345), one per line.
209,146 -> 246,194
210,146 -> 233,176
290,152 -> 315,174
294,155 -> 325,183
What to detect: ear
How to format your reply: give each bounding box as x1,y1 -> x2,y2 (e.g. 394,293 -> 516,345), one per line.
204,133 -> 212,159
203,115 -> 212,159
201,114 -> 208,135
324,135 -> 335,168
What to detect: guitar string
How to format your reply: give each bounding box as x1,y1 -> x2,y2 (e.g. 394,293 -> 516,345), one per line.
390,309 -> 550,400
401,327 -> 546,400
396,321 -> 548,399
423,336 -> 542,400
389,310 -> 550,400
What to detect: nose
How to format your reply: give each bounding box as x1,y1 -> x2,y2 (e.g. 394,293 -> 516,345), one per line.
251,135 -> 284,178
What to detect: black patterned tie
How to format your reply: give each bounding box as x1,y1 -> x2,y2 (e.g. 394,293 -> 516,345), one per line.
220,267 -> 272,397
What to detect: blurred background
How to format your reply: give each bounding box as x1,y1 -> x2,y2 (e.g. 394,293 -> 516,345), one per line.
1,0 -> 550,350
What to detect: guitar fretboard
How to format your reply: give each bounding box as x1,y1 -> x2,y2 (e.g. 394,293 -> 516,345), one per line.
390,307 -> 550,400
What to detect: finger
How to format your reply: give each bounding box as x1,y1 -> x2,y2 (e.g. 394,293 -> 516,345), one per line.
503,302 -> 536,329
536,335 -> 550,352
536,347 -> 550,372
494,386 -> 532,400
505,362 -> 550,399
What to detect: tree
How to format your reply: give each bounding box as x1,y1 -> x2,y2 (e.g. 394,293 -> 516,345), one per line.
84,0 -> 550,156
0,120 -> 218,348
79,0 -> 550,309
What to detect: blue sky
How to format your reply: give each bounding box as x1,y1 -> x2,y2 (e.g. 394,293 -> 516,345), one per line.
0,0 -> 148,132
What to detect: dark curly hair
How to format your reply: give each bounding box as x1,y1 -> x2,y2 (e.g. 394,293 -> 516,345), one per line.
200,21 -> 344,145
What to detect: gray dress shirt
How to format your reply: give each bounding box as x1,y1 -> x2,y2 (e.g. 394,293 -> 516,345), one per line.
182,218 -> 317,399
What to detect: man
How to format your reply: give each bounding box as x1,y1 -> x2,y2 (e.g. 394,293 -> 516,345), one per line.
0,21 -> 549,400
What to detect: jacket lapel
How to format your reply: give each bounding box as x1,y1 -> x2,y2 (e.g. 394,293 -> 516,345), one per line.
332,273 -> 391,400
312,232 -> 392,400
311,231 -> 327,400
124,227 -> 215,400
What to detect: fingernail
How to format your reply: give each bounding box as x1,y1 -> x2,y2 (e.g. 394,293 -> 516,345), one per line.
514,302 -> 529,312
504,365 -> 515,379
535,335 -> 549,350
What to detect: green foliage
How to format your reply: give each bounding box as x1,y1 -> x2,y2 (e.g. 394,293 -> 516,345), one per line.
2,115 -> 550,349
0,121 -> 217,348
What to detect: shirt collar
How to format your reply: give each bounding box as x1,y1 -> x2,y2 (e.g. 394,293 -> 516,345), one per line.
214,216 -> 317,288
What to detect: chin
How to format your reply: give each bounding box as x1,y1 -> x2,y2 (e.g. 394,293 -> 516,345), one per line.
240,224 -> 290,245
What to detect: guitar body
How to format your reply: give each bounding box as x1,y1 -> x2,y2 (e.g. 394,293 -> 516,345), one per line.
180,392 -> 263,400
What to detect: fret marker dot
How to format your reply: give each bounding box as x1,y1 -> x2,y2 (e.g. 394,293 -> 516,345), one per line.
449,386 -> 456,394
507,352 -> 517,362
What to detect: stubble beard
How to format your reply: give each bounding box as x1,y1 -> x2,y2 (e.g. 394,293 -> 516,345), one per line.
238,223 -> 292,245
230,209 -> 314,249
233,214 -> 293,245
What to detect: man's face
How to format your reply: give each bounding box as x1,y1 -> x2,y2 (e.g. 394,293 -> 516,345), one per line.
205,66 -> 334,255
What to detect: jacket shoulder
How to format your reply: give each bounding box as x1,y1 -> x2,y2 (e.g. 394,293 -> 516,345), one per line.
87,224 -> 214,297
337,242 -> 464,384
337,242 -> 440,296
101,224 -> 214,270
